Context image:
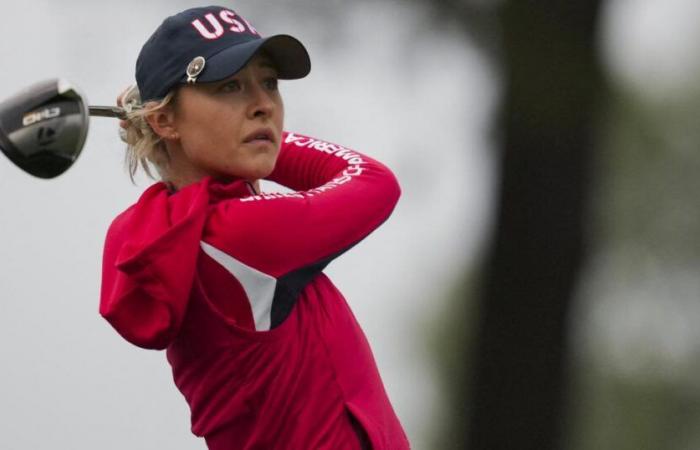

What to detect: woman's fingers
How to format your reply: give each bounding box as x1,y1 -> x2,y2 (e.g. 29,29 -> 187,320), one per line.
116,86 -> 132,130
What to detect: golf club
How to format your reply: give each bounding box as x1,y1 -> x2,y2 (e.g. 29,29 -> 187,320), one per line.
0,78 -> 124,179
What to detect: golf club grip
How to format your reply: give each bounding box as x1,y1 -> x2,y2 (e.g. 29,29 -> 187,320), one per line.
89,106 -> 126,119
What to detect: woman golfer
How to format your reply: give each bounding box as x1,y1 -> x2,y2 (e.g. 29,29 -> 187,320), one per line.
99,5 -> 409,450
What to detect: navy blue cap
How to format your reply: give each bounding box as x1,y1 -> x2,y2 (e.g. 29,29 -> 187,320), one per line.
136,6 -> 311,101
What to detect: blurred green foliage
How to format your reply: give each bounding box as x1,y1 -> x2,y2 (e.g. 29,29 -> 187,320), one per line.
566,83 -> 700,450
429,270 -> 478,450
592,86 -> 700,263
570,365 -> 700,450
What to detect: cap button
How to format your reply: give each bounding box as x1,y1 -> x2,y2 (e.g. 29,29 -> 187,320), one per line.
186,56 -> 206,84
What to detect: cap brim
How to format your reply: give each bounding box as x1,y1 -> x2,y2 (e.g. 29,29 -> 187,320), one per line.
196,34 -> 310,84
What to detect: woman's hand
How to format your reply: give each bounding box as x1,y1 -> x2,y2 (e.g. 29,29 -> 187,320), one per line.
116,86 -> 133,142
116,87 -> 131,130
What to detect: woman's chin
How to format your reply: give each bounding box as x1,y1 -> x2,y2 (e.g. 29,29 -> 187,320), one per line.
249,157 -> 278,180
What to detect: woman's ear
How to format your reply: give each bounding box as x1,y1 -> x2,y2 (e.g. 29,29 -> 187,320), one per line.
145,107 -> 179,141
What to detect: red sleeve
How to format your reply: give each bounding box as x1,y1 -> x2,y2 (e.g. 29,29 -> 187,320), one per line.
99,181 -> 210,350
203,131 -> 401,278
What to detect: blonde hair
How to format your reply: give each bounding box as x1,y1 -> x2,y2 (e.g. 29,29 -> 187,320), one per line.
119,85 -> 177,181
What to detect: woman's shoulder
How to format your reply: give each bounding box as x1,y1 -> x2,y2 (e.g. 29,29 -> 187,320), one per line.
106,178 -> 213,249
107,182 -> 169,231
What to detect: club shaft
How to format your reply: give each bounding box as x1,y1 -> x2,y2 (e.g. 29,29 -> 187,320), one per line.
89,105 -> 126,119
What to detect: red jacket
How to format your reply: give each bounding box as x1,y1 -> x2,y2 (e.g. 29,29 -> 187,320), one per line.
100,132 -> 410,449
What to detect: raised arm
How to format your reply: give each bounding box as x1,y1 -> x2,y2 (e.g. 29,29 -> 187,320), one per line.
203,131 -> 401,278
200,132 -> 400,329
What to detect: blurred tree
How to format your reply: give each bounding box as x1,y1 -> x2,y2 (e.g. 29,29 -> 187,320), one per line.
423,0 -> 606,449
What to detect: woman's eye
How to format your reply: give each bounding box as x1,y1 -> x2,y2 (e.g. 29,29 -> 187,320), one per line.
263,77 -> 279,91
220,80 -> 241,92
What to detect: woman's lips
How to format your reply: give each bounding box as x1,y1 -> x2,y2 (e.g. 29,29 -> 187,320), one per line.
244,128 -> 274,143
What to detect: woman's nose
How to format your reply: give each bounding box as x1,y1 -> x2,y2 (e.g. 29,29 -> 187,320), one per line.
248,85 -> 275,119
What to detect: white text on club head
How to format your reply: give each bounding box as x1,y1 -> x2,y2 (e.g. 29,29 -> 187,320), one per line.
22,107 -> 61,127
